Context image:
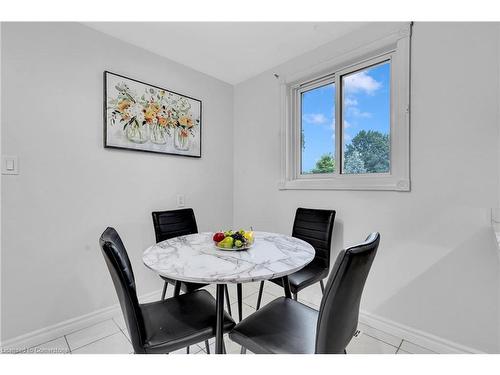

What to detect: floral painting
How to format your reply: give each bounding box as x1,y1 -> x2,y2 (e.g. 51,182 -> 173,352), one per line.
104,71 -> 202,157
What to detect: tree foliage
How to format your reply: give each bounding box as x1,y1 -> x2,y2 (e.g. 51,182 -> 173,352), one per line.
306,130 -> 389,175
344,130 -> 389,173
344,150 -> 366,174
311,153 -> 335,174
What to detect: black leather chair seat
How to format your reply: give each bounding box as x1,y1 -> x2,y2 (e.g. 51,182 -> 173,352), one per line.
271,260 -> 329,294
159,276 -> 208,293
229,297 -> 318,354
141,290 -> 235,353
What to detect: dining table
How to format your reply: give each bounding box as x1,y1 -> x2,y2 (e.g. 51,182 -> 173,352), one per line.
142,231 -> 315,354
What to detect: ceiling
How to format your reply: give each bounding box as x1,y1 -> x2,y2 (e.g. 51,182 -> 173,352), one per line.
84,22 -> 366,84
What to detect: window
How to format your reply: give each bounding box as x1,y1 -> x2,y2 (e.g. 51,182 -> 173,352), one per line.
341,61 -> 390,175
280,24 -> 410,191
300,80 -> 336,174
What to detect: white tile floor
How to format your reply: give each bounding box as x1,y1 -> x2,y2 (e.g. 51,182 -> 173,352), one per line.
27,281 -> 435,354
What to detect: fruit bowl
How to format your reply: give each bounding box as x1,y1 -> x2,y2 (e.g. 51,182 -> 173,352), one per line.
213,230 -> 254,251
215,242 -> 253,251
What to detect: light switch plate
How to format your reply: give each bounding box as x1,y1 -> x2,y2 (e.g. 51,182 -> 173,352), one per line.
176,194 -> 185,207
1,156 -> 19,175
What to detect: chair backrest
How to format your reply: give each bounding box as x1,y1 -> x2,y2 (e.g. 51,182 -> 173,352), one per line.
315,232 -> 380,354
292,208 -> 336,269
99,227 -> 146,354
151,208 -> 198,243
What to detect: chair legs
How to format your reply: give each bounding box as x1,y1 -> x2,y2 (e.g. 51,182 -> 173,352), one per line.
257,278 -> 294,308
186,346 -> 190,354
255,278 -> 325,311
237,283 -> 243,322
224,285 -> 232,316
169,281 -> 240,319
161,281 -> 168,300
173,281 -> 181,297
240,346 -> 247,354
223,284 -> 243,320
256,281 -> 264,310
205,340 -> 210,354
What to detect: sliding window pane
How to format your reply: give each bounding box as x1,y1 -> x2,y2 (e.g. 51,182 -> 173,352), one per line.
342,62 -> 390,174
300,83 -> 335,174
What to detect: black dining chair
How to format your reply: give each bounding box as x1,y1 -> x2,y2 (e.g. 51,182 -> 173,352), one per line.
230,232 -> 380,354
152,208 -> 243,321
256,208 -> 335,309
100,227 -> 235,354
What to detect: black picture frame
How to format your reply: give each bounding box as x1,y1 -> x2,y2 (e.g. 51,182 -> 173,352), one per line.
103,71 -> 202,158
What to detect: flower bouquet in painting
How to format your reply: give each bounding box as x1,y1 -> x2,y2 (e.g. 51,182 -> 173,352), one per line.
104,71 -> 202,157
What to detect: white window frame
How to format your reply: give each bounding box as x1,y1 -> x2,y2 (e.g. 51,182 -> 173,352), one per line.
279,24 -> 411,191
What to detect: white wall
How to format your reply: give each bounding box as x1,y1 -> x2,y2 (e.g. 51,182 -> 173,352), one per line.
1,22 -> 234,341
0,22 -> 3,344
233,22 -> 500,352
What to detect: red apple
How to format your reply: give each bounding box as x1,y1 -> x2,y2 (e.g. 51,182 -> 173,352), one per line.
213,232 -> 225,243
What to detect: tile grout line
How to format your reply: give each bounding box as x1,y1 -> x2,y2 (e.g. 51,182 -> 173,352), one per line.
362,332 -> 402,351
397,339 -> 403,350
395,341 -> 402,354
112,317 -> 132,345
220,289 -> 260,301
64,335 -> 72,354
27,335 -> 71,352
399,339 -> 436,354
25,317 -> 119,353
61,318 -> 118,343
69,331 -> 123,353
242,292 -> 282,309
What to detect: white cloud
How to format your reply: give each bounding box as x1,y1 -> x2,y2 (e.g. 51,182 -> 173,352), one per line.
347,107 -> 372,118
343,71 -> 381,95
344,97 -> 358,107
303,113 -> 328,124
343,94 -> 371,119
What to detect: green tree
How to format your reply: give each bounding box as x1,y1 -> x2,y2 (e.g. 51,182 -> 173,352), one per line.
311,153 -> 335,174
344,130 -> 389,173
344,150 -> 366,174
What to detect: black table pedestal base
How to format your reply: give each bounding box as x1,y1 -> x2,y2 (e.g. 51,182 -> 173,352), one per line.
215,284 -> 225,354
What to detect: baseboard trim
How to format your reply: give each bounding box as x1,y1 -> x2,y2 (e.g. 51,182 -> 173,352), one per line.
0,289 -> 162,351
359,310 -> 485,354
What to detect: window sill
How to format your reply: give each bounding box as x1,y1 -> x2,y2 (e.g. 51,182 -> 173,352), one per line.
278,176 -> 410,191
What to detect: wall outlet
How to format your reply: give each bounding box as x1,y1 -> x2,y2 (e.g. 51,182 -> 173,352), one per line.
1,155 -> 19,175
176,194 -> 185,207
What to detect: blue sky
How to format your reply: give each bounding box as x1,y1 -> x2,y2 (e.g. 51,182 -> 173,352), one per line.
301,62 -> 390,173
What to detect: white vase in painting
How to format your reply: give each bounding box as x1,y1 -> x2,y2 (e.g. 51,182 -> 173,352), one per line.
174,127 -> 191,151
150,123 -> 168,145
125,123 -> 149,144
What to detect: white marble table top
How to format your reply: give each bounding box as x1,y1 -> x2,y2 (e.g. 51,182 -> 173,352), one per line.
142,231 -> 315,284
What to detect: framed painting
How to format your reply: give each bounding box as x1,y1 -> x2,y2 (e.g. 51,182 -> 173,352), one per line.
104,71 -> 202,157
